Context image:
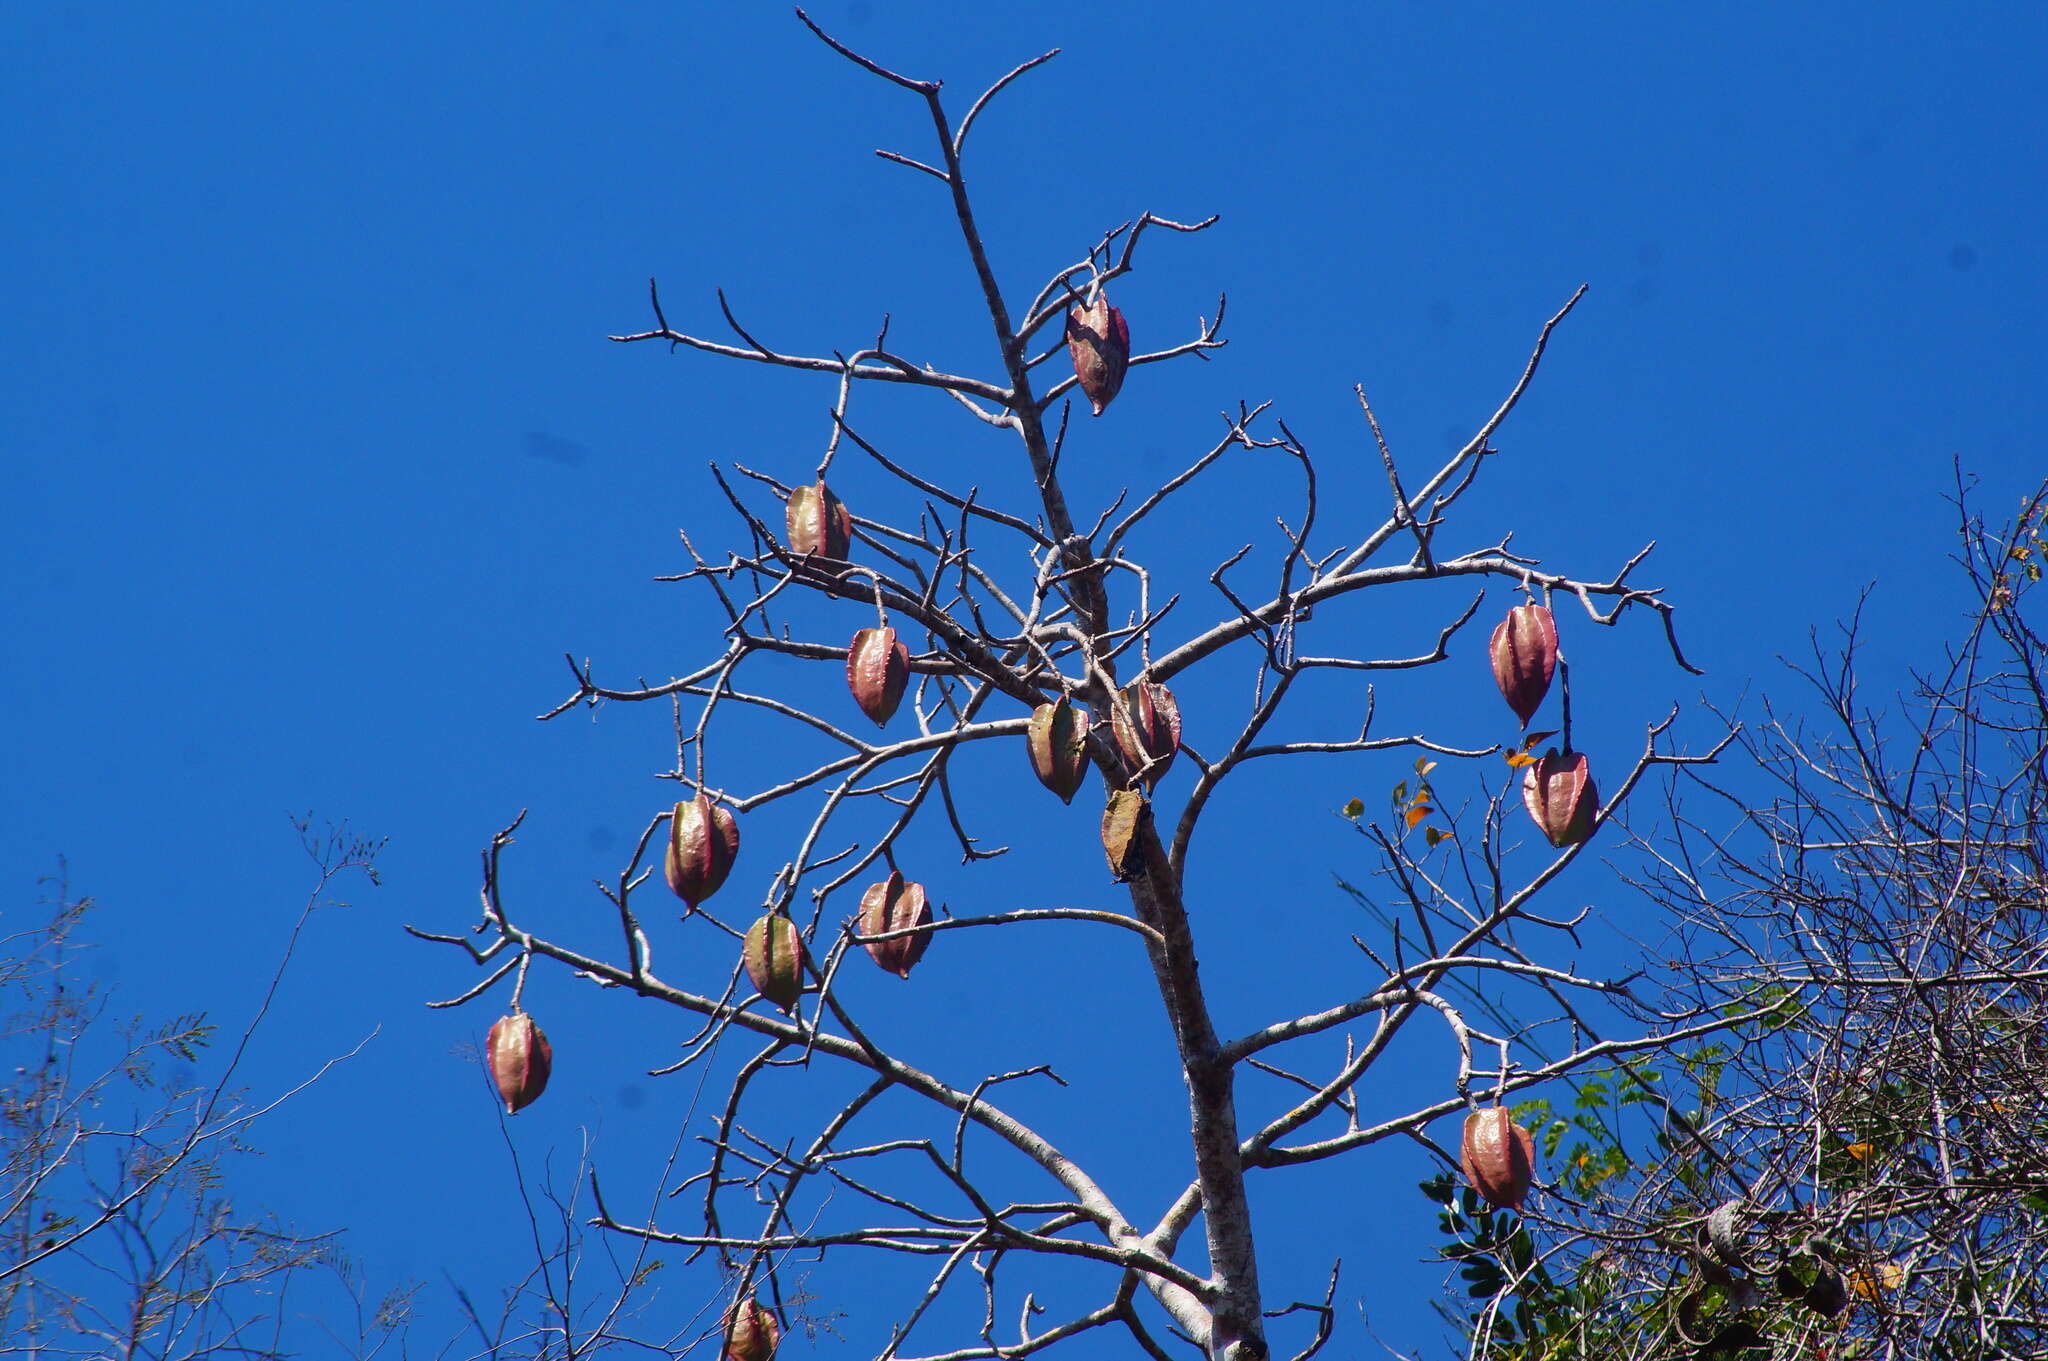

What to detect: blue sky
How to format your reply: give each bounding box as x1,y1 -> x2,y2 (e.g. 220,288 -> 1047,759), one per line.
5,1 -> 2043,1355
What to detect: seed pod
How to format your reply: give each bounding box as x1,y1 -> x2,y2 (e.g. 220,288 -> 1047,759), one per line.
665,795 -> 740,908
1065,294 -> 1130,416
1026,697 -> 1092,803
1110,681 -> 1180,790
724,1295 -> 780,1361
1460,1107 -> 1536,1210
1101,788 -> 1150,882
485,1012 -> 553,1115
1521,749 -> 1598,848
858,870 -> 932,979
743,914 -> 804,1011
1489,604 -> 1558,728
846,626 -> 909,726
785,481 -> 852,560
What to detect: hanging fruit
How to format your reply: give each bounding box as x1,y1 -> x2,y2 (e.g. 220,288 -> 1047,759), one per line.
1489,603 -> 1559,728
1065,293 -> 1130,416
724,1294 -> 780,1361
1110,680 -> 1180,790
846,626 -> 909,726
1521,749 -> 1598,847
785,481 -> 852,560
485,1012 -> 553,1115
1460,1107 -> 1536,1209
858,871 -> 932,979
1101,788 -> 1150,882
665,795 -> 741,907
743,914 -> 804,1011
1026,696 -> 1092,803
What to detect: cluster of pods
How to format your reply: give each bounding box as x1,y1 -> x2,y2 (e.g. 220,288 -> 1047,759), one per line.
790,287 -> 1132,733
1489,602 -> 1598,848
1450,600 -> 1613,1208
668,782 -> 944,1015
486,295 -> 1589,1255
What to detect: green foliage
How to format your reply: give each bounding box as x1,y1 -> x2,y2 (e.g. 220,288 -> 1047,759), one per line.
1421,1170 -> 1626,1360
1427,1017 -> 2048,1360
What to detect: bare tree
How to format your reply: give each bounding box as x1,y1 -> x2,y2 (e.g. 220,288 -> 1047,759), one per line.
432,1115 -> 710,1360
410,16 -> 1748,1361
0,822 -> 401,1360
1424,476 -> 2048,1359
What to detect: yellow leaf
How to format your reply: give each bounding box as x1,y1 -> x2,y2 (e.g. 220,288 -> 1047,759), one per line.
1341,798 -> 1364,819
1848,1262 -> 1903,1299
1846,1141 -> 1874,1161
1405,804 -> 1433,829
1505,751 -> 1539,768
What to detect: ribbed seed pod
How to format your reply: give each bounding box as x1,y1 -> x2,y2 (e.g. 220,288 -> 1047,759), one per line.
1065,294 -> 1131,416
1026,697 -> 1092,803
1489,604 -> 1559,728
1461,1107 -> 1536,1209
1110,681 -> 1180,790
785,481 -> 852,560
743,915 -> 804,1011
485,1012 -> 553,1115
846,626 -> 909,726
1101,788 -> 1150,882
665,795 -> 740,907
723,1294 -> 780,1361
858,871 -> 932,979
1521,750 -> 1598,848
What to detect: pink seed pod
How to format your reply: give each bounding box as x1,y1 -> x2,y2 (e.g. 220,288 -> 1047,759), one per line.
846,626 -> 910,726
858,871 -> 932,979
1521,749 -> 1597,848
485,1012 -> 553,1115
724,1295 -> 780,1361
1489,604 -> 1558,729
785,481 -> 852,560
1065,294 -> 1130,416
1461,1107 -> 1536,1209
743,914 -> 804,1012
665,795 -> 741,908
1026,697 -> 1092,803
1109,681 -> 1180,790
